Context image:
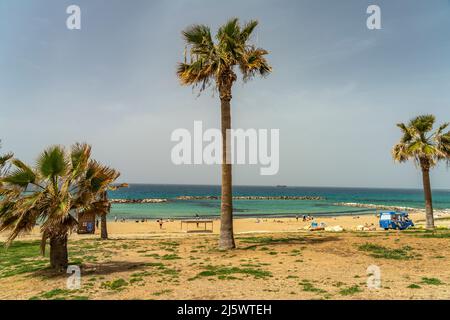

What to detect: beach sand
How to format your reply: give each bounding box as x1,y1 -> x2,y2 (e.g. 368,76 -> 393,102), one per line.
0,210 -> 449,300
2,210 -> 448,241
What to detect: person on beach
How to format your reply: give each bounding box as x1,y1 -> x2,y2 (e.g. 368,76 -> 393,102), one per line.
195,213 -> 200,227
296,215 -> 299,222
114,216 -> 118,222
158,219 -> 163,229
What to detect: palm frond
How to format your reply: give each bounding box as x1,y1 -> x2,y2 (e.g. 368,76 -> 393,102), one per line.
182,24 -> 214,50
240,20 -> 258,42
239,46 -> 272,81
0,153 -> 13,168
409,114 -> 435,134
1,161 -> 36,188
37,145 -> 68,179
70,143 -> 91,178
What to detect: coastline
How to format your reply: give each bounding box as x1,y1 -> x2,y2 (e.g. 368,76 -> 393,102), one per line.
3,209 -> 449,242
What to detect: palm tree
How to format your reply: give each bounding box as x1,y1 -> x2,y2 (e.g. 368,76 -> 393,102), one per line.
177,18 -> 272,249
99,183 -> 128,240
0,143 -> 120,270
392,115 -> 450,229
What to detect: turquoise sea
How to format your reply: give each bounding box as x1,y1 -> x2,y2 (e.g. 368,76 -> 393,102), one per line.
108,184 -> 450,220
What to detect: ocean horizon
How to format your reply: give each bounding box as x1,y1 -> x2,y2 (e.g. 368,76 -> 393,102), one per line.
108,184 -> 450,220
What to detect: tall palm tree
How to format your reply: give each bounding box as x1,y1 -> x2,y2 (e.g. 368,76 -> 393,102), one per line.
177,18 -> 272,249
0,143 -> 120,270
392,115 -> 450,229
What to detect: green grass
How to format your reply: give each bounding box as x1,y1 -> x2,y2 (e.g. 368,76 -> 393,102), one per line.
238,236 -> 301,245
30,288 -> 88,300
161,254 -> 181,260
218,275 -> 241,280
193,265 -> 272,280
129,277 -> 144,284
41,289 -> 72,299
358,243 -> 416,260
152,289 -> 173,296
101,278 -> 128,291
407,284 -> 421,289
0,241 -> 49,278
299,280 -> 326,294
419,231 -> 450,239
339,285 -> 362,296
131,271 -> 151,278
421,277 -> 443,285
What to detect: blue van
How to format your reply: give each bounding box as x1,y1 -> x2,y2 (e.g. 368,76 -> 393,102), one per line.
379,211 -> 414,230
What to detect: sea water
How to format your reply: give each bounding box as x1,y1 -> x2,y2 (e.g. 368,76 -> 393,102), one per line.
108,184 -> 450,220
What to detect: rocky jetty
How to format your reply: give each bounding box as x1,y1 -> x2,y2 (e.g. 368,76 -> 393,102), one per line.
333,202 -> 422,212
176,195 -> 324,200
110,198 -> 167,204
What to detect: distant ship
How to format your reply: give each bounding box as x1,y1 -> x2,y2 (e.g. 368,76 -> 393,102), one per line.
276,185 -> 287,188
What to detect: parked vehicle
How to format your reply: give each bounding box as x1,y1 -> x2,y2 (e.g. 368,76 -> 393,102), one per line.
379,211 -> 414,230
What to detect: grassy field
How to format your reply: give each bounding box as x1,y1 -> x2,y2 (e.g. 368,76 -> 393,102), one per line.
0,229 -> 449,300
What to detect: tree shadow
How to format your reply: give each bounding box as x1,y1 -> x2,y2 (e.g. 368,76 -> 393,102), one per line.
33,261 -> 150,279
237,235 -> 342,251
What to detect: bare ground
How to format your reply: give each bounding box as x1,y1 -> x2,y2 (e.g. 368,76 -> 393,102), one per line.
0,229 -> 449,300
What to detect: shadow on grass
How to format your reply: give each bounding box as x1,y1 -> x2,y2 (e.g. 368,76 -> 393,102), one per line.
33,261 -> 150,279
237,235 -> 342,250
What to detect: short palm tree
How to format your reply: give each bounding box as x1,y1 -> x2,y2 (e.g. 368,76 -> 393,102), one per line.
177,18 -> 272,249
392,115 -> 450,229
0,143 -> 120,270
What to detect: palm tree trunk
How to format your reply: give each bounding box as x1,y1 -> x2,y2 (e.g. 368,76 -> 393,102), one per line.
50,235 -> 68,271
100,191 -> 109,239
218,96 -> 235,249
101,213 -> 108,239
421,167 -> 435,229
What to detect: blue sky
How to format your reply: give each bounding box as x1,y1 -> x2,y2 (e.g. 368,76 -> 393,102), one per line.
1,0 -> 450,188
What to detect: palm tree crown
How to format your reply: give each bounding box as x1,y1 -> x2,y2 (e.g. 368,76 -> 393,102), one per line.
177,18 -> 272,96
0,143 -> 120,255
392,114 -> 450,168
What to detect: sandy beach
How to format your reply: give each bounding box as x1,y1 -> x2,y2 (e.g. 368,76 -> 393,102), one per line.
2,210 -> 448,242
